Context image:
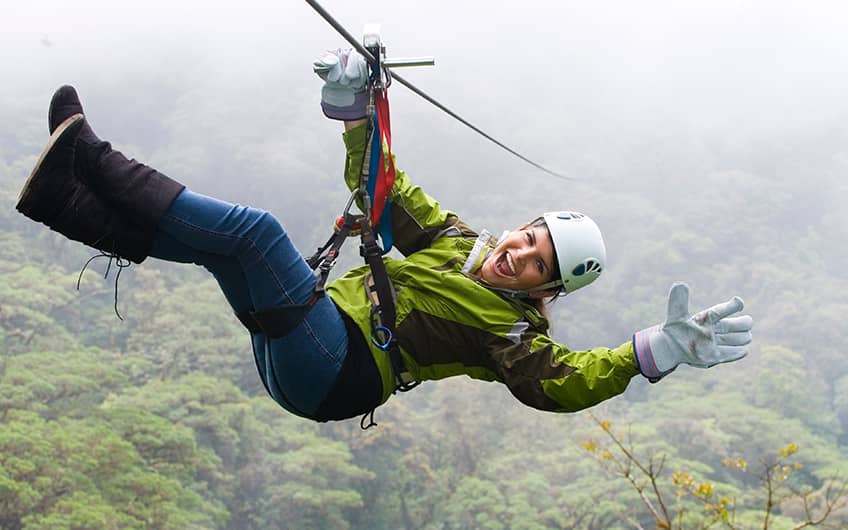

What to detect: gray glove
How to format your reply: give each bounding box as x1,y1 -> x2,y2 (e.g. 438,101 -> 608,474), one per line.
313,48 -> 369,120
633,283 -> 753,382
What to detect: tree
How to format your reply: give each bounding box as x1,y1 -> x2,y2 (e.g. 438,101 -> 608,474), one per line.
580,413 -> 848,529
0,410 -> 223,530
0,350 -> 127,420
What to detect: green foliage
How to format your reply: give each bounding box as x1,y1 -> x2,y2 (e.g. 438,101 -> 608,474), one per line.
1,75 -> 847,529
0,410 -> 223,530
21,491 -> 141,530
0,350 -> 126,419
0,265 -> 82,355
119,269 -> 255,389
443,477 -> 507,529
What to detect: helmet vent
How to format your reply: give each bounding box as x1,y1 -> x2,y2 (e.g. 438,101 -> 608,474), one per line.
573,259 -> 603,277
557,212 -> 585,221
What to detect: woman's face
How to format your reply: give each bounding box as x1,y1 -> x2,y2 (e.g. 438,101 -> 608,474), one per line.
479,224 -> 557,295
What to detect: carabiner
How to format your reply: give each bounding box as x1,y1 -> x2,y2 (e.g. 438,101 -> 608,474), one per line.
341,188 -> 360,217
370,325 -> 392,350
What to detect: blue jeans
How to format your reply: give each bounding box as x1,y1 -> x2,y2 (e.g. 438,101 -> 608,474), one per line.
149,189 -> 348,418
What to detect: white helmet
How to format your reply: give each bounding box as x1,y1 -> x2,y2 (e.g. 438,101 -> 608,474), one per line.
537,211 -> 606,295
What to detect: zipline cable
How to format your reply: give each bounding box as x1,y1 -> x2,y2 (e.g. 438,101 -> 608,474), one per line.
304,0 -> 572,181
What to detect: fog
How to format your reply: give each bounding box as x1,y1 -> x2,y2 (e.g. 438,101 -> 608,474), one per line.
4,1 -> 848,192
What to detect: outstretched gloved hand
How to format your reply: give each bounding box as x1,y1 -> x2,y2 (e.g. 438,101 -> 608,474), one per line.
313,48 -> 369,120
633,283 -> 753,382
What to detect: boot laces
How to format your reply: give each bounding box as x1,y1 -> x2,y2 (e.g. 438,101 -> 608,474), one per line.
77,252 -> 131,320
359,409 -> 378,430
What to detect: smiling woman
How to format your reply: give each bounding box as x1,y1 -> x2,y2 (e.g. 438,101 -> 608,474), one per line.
479,214 -> 605,299
473,214 -> 605,326
15,49 -> 753,427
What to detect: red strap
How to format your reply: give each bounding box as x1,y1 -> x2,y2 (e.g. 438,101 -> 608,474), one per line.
371,89 -> 395,227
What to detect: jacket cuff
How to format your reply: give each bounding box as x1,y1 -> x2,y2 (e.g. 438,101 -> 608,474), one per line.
632,325 -> 673,383
322,91 -> 368,121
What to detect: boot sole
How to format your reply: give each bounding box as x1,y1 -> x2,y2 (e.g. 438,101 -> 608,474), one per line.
17,113 -> 84,207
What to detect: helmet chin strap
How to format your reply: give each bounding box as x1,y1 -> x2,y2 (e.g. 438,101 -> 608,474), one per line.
483,280 -> 565,300
528,280 -> 564,293
484,286 -> 533,299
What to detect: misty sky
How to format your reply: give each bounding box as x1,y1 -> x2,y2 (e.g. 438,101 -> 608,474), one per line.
4,0 -> 847,163
3,0 -> 848,270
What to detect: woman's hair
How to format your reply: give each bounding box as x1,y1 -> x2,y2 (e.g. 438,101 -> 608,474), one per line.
525,295 -> 553,321
526,217 -> 562,285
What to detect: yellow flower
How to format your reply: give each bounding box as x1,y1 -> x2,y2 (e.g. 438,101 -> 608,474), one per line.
722,457 -> 747,470
600,420 -> 611,431
580,440 -> 597,452
779,443 -> 799,457
673,471 -> 696,487
601,450 -> 613,460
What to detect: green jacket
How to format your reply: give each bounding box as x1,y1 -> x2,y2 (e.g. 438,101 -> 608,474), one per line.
326,124 -> 639,411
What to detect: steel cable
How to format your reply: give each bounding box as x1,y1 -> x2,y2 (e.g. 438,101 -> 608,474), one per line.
304,0 -> 572,180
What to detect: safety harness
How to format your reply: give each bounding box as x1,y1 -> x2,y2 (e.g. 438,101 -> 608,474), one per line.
235,36 -> 419,418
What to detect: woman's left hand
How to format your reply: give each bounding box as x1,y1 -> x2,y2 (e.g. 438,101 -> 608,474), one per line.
633,283 -> 753,381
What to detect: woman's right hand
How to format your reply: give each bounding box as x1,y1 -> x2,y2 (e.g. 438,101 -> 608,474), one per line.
313,48 -> 369,120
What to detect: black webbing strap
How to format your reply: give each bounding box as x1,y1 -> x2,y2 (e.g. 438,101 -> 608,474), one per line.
311,213 -> 358,297
236,302 -> 315,338
359,221 -> 395,332
359,220 -> 419,392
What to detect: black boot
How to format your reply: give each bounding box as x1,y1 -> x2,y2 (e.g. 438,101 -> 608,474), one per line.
17,115 -> 155,264
47,85 -> 185,228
